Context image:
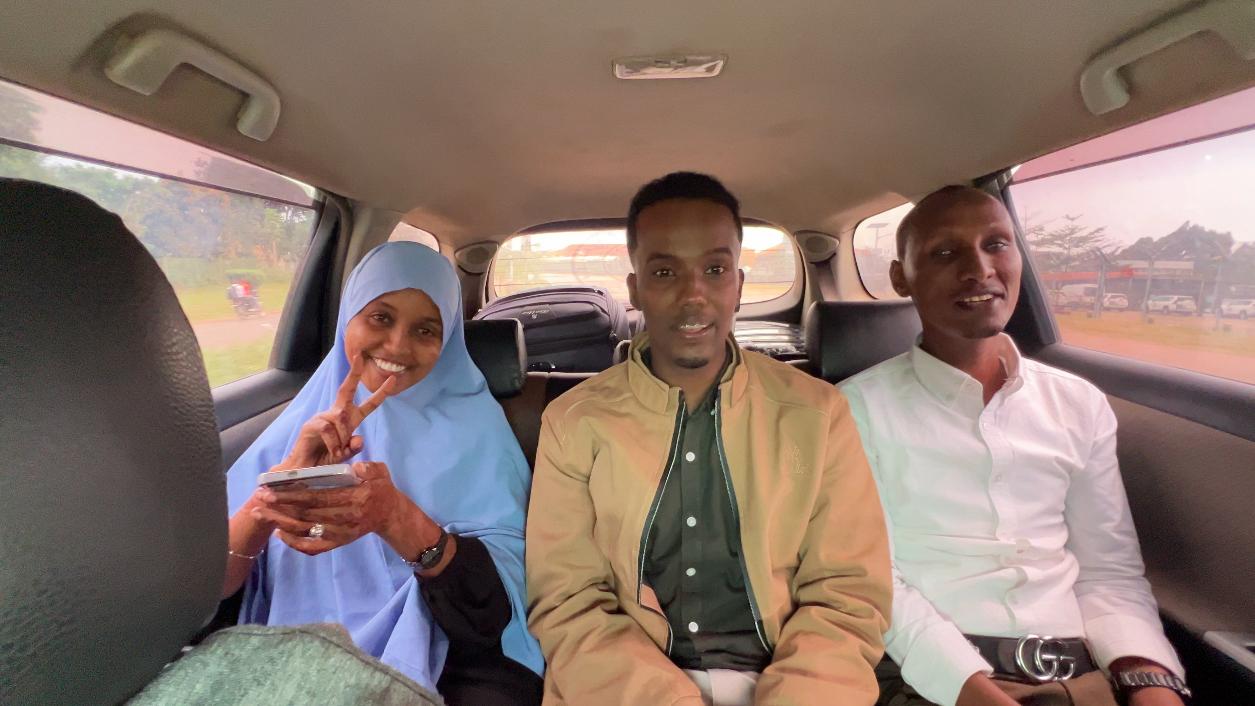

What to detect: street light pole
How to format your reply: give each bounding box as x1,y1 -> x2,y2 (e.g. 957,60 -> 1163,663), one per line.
1142,254 -> 1155,324
1091,248 -> 1110,319
1213,256 -> 1227,331
868,222 -> 890,253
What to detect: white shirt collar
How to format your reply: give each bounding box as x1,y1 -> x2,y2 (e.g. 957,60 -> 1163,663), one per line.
908,332 -> 1024,408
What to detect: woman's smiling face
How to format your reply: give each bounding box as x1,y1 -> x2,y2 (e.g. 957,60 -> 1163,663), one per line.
343,288 -> 444,393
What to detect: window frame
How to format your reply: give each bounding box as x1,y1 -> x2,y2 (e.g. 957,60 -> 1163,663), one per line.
998,176 -> 1255,441
485,217 -> 806,316
0,79 -> 327,391
850,202 -> 913,300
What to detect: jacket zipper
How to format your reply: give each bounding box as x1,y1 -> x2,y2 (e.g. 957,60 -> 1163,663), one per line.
713,391 -> 774,654
637,391 -> 685,655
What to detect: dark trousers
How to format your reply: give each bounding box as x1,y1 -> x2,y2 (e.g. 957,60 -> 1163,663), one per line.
874,657 -> 1119,706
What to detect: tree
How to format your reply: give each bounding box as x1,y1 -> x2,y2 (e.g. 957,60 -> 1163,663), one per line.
1116,221 -> 1233,266
1022,212 -> 1112,275
0,84 -> 50,182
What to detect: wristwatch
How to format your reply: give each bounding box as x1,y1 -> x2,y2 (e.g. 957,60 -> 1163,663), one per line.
403,527 -> 449,572
1114,670 -> 1191,701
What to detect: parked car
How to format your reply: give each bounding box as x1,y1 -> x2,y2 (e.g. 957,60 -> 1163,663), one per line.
1147,295 -> 1197,315
1102,293 -> 1129,310
1220,298 -> 1255,319
1059,284 -> 1098,309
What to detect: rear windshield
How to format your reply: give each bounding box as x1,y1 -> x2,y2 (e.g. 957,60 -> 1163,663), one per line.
491,225 -> 798,306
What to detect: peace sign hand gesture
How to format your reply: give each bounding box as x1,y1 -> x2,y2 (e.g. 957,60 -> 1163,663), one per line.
277,354 -> 397,471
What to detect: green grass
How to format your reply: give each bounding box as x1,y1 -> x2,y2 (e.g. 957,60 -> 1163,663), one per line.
1057,311 -> 1255,357
202,338 -> 275,388
173,283 -> 292,322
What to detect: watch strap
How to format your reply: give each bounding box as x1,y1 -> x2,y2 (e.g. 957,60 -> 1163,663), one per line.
403,527 -> 449,572
1115,670 -> 1191,700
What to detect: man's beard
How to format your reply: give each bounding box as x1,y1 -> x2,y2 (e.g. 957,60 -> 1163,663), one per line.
675,355 -> 711,369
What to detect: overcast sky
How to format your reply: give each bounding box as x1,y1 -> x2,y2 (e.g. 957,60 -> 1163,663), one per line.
1010,127 -> 1255,248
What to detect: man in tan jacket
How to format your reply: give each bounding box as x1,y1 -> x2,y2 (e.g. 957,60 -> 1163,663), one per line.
526,172 -> 891,706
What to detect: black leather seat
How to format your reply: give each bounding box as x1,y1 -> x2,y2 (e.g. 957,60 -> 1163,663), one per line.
464,317 -> 592,467
0,179 -> 225,704
804,300 -> 922,383
465,319 -> 528,398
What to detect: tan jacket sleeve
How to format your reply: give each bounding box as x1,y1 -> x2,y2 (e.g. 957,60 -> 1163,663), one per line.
525,406 -> 702,706
754,393 -> 892,706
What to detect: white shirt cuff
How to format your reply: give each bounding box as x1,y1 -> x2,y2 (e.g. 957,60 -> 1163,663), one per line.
1086,613 -> 1185,678
892,622 -> 994,706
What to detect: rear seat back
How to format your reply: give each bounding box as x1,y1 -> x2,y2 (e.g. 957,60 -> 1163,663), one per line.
804,301 -> 921,383
500,372 -> 589,467
468,301 -> 922,466
464,318 -> 592,466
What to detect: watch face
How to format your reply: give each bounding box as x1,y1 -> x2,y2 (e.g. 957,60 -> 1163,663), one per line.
419,547 -> 440,569
418,529 -> 448,569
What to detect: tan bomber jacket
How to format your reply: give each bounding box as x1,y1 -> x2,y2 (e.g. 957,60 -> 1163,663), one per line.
526,334 -> 891,705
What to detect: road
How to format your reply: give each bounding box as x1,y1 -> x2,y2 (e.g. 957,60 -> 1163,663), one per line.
192,312 -> 281,349
1063,325 -> 1254,385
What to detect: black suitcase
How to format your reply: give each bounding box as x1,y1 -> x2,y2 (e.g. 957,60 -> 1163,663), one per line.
473,285 -> 631,372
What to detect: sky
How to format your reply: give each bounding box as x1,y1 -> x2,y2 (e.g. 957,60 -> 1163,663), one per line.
0,79 -> 314,203
856,85 -> 1255,258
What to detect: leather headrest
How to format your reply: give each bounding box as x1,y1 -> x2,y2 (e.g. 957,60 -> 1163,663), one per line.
464,318 -> 527,398
804,300 -> 922,383
0,179 -> 225,704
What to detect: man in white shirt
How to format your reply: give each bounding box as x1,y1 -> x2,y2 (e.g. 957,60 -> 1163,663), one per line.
839,186 -> 1189,706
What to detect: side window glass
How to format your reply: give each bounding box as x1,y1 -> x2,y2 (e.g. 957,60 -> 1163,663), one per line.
852,202 -> 913,299
0,80 -> 321,387
1011,86 -> 1255,385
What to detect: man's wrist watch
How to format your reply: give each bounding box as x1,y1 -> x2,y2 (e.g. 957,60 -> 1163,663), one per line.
1114,670 -> 1191,701
403,527 -> 449,572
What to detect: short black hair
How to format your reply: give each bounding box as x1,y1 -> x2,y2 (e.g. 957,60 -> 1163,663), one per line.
896,184 -> 1000,259
626,171 -> 743,252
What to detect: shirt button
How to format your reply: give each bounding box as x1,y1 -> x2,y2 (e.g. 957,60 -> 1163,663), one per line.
688,621 -> 699,633
685,451 -> 696,463
686,516 -> 697,528
686,567 -> 696,577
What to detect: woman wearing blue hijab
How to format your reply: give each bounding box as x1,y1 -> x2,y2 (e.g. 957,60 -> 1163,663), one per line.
222,241 -> 544,704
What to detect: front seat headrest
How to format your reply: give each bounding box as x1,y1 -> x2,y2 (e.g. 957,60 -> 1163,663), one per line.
464,318 -> 527,398
0,179 -> 224,705
804,300 -> 922,383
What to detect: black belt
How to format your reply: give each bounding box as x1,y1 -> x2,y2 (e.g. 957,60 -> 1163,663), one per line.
965,634 -> 1098,683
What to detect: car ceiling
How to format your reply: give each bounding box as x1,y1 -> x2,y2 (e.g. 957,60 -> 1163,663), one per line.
1,1 -> 1254,248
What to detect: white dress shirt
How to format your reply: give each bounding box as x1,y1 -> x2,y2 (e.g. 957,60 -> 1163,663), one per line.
839,334 -> 1182,706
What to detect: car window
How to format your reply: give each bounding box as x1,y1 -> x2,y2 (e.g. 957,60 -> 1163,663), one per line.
0,80 -> 320,388
852,202 -> 913,299
490,225 -> 797,305
1012,86 -> 1255,385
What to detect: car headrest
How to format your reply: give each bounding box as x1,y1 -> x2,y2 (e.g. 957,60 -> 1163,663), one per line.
0,179 -> 224,704
804,300 -> 922,383
464,318 -> 527,398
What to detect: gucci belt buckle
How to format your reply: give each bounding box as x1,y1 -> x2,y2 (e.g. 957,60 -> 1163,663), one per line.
1014,634 -> 1076,683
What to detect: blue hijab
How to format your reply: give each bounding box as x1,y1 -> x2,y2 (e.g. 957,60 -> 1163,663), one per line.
225,241 -> 544,690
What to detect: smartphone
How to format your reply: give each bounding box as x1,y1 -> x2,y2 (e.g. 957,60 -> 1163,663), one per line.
256,464 -> 360,490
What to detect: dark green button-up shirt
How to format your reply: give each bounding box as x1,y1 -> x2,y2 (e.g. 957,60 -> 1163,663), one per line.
643,350 -> 771,672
